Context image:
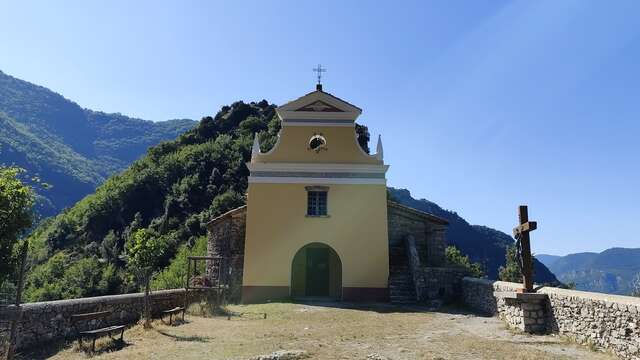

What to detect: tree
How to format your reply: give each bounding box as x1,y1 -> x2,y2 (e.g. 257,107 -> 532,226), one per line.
632,273 -> 640,297
446,246 -> 484,278
355,123 -> 370,154
498,245 -> 534,283
0,167 -> 34,287
126,229 -> 167,328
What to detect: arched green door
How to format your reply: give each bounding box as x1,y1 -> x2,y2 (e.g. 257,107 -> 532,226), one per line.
291,243 -> 341,299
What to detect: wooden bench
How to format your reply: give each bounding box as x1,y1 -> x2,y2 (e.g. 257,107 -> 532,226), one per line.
161,306 -> 185,325
70,310 -> 125,352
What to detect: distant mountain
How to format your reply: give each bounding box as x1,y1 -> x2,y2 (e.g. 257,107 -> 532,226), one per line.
0,70 -> 196,217
536,254 -> 561,268
543,248 -> 640,295
389,188 -> 559,284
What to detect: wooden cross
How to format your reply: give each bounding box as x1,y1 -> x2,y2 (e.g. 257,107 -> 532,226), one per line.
313,64 -> 326,85
513,205 -> 537,293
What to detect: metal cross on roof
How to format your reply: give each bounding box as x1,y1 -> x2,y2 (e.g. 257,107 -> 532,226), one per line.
313,64 -> 326,85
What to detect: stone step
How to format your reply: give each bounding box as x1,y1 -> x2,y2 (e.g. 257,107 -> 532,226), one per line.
389,279 -> 412,283
390,297 -> 417,304
390,292 -> 415,298
389,286 -> 414,291
389,281 -> 412,286
389,270 -> 410,275
389,282 -> 412,288
389,275 -> 410,279
389,276 -> 412,281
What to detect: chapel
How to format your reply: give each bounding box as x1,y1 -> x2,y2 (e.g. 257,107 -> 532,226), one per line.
206,83 -> 459,304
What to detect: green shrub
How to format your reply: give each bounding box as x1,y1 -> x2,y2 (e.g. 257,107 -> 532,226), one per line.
498,245 -> 535,283
152,236 -> 207,290
446,246 -> 484,278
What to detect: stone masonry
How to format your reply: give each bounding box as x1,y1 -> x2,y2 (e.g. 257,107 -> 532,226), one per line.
205,205 -> 247,303
501,293 -> 549,334
0,289 -> 190,353
387,201 -> 448,267
462,277 -> 640,360
387,201 -> 466,304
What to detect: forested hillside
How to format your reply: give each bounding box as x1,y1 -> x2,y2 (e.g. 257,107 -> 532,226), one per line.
23,101 -> 283,301
389,188 -> 559,284
0,70 -> 195,217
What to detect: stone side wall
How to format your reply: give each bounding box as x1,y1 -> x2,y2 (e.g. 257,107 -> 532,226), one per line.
388,206 -> 428,248
0,289 -> 189,352
206,206 -> 247,303
404,233 -> 469,303
422,267 -> 468,302
387,201 -> 447,267
462,277 -> 640,359
426,230 -> 446,267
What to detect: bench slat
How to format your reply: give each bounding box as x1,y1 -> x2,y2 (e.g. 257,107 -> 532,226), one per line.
79,325 -> 125,335
71,310 -> 111,322
162,307 -> 184,314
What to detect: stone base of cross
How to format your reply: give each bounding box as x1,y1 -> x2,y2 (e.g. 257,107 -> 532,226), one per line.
513,205 -> 537,293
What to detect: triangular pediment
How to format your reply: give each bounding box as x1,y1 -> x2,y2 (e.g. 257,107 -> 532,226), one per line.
277,89 -> 362,122
295,100 -> 344,112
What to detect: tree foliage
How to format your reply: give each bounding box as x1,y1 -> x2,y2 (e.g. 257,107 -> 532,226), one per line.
632,273 -> 640,297
498,245 -> 535,284
0,167 -> 34,286
127,229 -> 167,273
0,70 -> 196,217
152,235 -> 207,290
445,246 -> 484,278
126,228 -> 168,328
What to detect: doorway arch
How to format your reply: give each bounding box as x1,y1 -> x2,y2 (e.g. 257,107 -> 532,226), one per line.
291,243 -> 342,299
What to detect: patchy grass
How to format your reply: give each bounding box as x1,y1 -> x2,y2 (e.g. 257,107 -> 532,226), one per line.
32,303 -> 615,360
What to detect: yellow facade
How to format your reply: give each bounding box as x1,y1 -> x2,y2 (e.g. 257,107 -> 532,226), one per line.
254,126 -> 380,164
242,88 -> 390,303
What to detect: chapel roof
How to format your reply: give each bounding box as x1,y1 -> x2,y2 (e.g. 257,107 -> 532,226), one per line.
387,201 -> 449,225
278,86 -> 362,113
205,205 -> 247,228
298,88 -> 363,112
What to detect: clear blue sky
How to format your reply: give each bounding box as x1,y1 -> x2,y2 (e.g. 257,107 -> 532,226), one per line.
1,1 -> 639,256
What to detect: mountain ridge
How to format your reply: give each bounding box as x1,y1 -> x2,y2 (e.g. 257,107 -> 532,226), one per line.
0,69 -> 196,216
539,248 -> 640,295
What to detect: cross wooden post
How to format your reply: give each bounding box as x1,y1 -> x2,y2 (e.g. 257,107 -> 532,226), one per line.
513,205 -> 537,293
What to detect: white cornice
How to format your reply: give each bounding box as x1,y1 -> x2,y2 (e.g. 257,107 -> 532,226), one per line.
248,176 -> 387,185
282,121 -> 355,127
278,111 -> 358,121
247,162 -> 389,174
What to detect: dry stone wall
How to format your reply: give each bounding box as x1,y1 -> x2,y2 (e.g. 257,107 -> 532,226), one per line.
422,267 -> 468,302
206,206 -> 247,302
462,277 -> 640,359
0,289 -> 189,352
387,201 -> 448,267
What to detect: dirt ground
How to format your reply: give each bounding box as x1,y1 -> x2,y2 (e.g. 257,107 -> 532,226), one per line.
26,302 -> 617,360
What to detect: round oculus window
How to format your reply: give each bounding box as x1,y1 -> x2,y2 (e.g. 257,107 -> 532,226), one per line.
309,134 -> 327,152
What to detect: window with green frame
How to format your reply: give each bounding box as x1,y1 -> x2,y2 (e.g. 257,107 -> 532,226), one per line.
306,187 -> 328,216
